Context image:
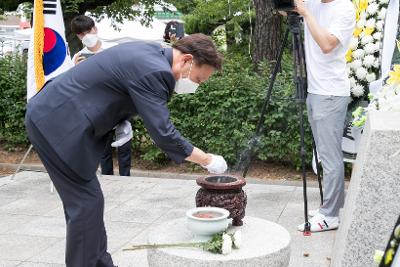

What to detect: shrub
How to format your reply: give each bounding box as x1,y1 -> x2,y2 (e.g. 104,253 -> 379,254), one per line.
0,52 -> 312,169
166,53 -> 313,169
0,54 -> 28,149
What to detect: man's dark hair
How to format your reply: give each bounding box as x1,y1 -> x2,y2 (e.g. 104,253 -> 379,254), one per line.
71,15 -> 95,35
172,33 -> 223,71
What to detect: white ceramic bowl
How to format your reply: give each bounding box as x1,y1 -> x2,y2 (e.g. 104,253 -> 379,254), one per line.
186,207 -> 230,237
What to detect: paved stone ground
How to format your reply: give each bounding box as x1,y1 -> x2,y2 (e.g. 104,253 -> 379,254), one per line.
0,171 -> 336,267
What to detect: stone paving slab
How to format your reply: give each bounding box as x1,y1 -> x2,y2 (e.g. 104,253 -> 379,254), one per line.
0,260 -> 23,267
0,171 -> 336,267
278,189 -> 335,267
0,234 -> 60,261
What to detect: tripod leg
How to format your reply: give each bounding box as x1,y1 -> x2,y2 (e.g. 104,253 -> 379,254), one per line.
241,28 -> 290,178
292,30 -> 311,235
299,102 -> 311,235
312,140 -> 323,206
11,144 -> 33,180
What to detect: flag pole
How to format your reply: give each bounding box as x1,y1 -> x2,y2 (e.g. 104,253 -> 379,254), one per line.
11,144 -> 33,180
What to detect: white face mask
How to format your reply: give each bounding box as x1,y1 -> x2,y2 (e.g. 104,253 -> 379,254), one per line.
174,61 -> 200,94
82,33 -> 98,48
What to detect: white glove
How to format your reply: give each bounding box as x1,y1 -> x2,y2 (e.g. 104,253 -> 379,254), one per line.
111,120 -> 133,147
202,154 -> 228,174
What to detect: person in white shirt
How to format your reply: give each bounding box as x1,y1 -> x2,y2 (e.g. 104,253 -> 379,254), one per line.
284,0 -> 355,232
71,15 -> 133,176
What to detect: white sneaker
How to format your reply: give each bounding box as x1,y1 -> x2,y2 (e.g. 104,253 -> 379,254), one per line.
308,208 -> 320,217
297,213 -> 339,232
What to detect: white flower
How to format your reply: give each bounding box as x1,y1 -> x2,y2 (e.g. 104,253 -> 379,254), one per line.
378,94 -> 400,111
365,43 -> 378,54
365,18 -> 376,28
375,41 -> 382,50
346,65 -> 352,75
378,8 -> 387,20
380,0 -> 389,3
380,84 -> 398,98
373,58 -> 380,68
232,230 -> 242,249
360,12 -> 367,20
366,73 -> 377,82
363,55 -> 376,67
373,32 -> 382,41
349,77 -> 357,88
352,59 -> 363,70
361,35 -> 374,45
349,37 -> 359,50
356,67 -> 368,80
353,49 -> 365,59
366,3 -> 379,15
357,19 -> 366,29
221,233 -> 232,255
376,20 -> 384,31
352,83 -> 365,97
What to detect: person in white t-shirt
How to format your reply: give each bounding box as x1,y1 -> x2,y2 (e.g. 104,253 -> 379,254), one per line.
71,15 -> 133,176
284,0 -> 355,232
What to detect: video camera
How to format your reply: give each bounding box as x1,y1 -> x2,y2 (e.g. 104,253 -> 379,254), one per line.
273,0 -> 295,11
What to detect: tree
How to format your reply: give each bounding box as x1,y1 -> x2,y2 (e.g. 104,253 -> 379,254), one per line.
166,0 -> 197,14
183,0 -> 254,52
0,0 -> 162,55
175,0 -> 282,66
252,0 -> 283,66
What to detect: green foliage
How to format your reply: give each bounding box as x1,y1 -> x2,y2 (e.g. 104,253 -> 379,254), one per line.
0,54 -> 28,149
106,51 -> 312,168
89,0 -> 162,27
130,117 -> 169,164
165,52 -> 312,168
166,0 -> 197,14
202,232 -> 223,254
0,52 -> 312,168
183,0 -> 254,52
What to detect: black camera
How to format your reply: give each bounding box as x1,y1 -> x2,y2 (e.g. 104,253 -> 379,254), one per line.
273,0 -> 295,11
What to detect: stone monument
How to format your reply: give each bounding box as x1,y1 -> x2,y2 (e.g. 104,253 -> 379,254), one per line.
332,111 -> 400,267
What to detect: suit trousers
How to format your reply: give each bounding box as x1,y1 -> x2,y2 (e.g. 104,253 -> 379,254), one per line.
100,130 -> 131,176
306,93 -> 349,217
25,117 -> 115,267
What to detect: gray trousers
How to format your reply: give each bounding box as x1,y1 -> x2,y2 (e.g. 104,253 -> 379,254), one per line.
306,93 -> 349,217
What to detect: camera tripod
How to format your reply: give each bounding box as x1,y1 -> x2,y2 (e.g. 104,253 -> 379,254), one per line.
236,13 -> 324,235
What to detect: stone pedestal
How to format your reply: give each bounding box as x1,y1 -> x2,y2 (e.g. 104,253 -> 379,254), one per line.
332,111 -> 400,267
147,216 -> 291,267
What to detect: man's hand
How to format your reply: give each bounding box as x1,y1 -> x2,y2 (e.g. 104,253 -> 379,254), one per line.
294,0 -> 308,17
202,154 -> 228,174
169,33 -> 177,43
278,11 -> 288,16
111,120 -> 133,147
74,55 -> 86,65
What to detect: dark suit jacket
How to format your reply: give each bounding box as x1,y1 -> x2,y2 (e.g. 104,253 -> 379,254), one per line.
26,42 -> 194,180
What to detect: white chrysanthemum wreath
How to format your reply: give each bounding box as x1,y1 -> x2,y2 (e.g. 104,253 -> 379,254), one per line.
353,56 -> 400,127
346,0 -> 390,99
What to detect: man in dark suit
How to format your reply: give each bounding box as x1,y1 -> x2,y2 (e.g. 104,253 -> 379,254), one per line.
25,34 -> 227,267
71,15 -> 132,176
